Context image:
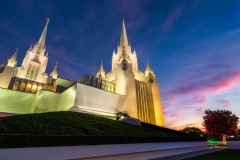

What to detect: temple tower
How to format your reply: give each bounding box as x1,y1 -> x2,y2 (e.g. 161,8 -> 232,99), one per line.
16,18 -> 50,83
101,19 -> 164,126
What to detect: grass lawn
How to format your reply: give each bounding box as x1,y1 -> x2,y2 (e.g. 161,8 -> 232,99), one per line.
184,149 -> 240,160
0,111 -> 176,136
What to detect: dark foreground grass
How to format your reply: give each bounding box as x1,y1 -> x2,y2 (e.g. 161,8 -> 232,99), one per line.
184,149 -> 240,160
0,112 -> 205,147
0,111 -> 173,136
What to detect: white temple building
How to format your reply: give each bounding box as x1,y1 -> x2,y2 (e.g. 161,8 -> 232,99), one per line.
0,19 -> 164,126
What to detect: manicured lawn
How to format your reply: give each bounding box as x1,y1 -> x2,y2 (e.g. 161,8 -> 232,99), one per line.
184,149 -> 240,160
0,111 -> 205,147
0,111 -> 174,136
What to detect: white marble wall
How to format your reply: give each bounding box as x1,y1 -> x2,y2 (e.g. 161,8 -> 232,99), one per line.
73,83 -> 127,116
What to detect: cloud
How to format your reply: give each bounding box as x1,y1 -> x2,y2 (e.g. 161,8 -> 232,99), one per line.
217,100 -> 231,108
160,5 -> 184,31
169,69 -> 240,96
170,114 -> 178,117
162,67 -> 240,129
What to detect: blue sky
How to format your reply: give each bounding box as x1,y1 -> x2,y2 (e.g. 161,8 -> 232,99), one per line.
0,0 -> 240,129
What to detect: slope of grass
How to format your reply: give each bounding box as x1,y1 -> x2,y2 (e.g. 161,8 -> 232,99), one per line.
0,111 -> 175,136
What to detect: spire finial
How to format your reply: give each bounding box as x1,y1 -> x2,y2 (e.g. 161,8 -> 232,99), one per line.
7,49 -> 18,67
120,19 -> 128,46
50,62 -> 58,79
145,60 -> 154,76
96,61 -> 105,78
37,18 -> 50,49
46,18 -> 50,24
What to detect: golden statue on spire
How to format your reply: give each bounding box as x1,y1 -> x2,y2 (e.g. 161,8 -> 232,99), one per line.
46,18 -> 50,24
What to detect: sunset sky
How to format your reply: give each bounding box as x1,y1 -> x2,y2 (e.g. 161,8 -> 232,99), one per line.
0,0 -> 240,130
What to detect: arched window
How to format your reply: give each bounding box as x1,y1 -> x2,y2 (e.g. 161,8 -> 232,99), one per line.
122,59 -> 127,71
25,64 -> 32,78
13,81 -> 20,91
19,82 -> 26,91
25,83 -> 32,93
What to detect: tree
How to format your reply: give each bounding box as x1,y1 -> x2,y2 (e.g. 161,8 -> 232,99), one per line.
203,109 -> 239,145
181,127 -> 206,137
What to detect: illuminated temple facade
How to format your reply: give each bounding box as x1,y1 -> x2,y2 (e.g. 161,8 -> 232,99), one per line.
0,19 -> 164,126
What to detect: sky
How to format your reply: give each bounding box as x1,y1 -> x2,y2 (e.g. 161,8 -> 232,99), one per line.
0,0 -> 240,130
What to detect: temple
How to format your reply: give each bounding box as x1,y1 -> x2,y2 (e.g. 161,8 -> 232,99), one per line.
0,19 -> 164,126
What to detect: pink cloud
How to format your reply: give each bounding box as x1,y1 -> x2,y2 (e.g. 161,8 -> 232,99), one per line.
196,106 -> 205,112
163,69 -> 240,129
169,114 -> 178,117
218,100 -> 231,108
213,71 -> 240,93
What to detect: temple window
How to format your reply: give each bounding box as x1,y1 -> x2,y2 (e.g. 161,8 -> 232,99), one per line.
25,82 -> 32,93
29,65 -> 36,79
122,59 -> 128,71
19,82 -> 26,91
31,84 -> 37,93
33,66 -> 39,80
12,81 -> 20,90
25,63 -> 40,80
25,64 -> 32,78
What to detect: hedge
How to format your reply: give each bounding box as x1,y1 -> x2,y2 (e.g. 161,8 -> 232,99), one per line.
0,134 -> 206,148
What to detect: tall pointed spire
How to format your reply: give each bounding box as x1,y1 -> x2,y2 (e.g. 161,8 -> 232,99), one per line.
96,61 -> 105,78
45,52 -> 49,58
145,60 -> 154,76
120,19 -> 128,46
112,49 -> 116,57
7,49 -> 18,67
50,62 -> 58,79
37,18 -> 50,49
133,48 -> 136,55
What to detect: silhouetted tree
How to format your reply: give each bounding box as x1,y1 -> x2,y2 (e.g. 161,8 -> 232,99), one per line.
203,109 -> 239,145
181,127 -> 206,137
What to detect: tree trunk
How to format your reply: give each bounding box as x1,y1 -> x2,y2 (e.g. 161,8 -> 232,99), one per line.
222,134 -> 227,145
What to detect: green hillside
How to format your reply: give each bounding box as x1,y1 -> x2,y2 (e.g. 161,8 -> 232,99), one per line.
0,111 -> 174,136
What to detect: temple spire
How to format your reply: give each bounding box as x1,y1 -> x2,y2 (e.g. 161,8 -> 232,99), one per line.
96,61 -> 105,78
145,60 -> 154,76
37,18 -> 50,49
120,19 -> 128,46
7,49 -> 18,67
50,62 -> 58,79
112,49 -> 116,57
133,48 -> 136,55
